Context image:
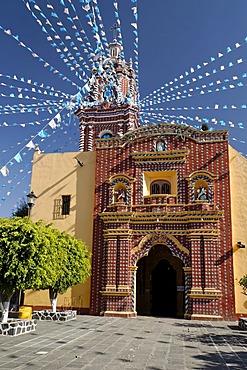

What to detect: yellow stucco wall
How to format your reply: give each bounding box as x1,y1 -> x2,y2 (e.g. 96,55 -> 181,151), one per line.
25,149 -> 96,310
229,146 -> 247,315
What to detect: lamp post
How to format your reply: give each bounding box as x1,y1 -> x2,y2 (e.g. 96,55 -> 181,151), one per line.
19,191 -> 38,307
26,191 -> 37,217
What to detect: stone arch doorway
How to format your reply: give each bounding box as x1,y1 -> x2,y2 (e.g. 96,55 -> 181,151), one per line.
136,244 -> 184,317
151,259 -> 177,317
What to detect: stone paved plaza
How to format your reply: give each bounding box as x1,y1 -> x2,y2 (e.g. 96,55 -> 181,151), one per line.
0,315 -> 246,369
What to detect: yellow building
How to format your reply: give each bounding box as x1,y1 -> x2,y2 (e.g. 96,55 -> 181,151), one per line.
25,39 -> 247,319
25,141 -> 247,319
26,150 -> 96,313
229,147 -> 247,316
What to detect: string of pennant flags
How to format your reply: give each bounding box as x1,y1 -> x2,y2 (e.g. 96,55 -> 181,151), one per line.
55,0 -> 100,63
0,24 -> 80,89
143,104 -> 247,112
0,110 -> 63,177
1,0 -> 139,211
0,106 -> 60,117
142,104 -> 247,129
61,0 -> 97,64
0,111 -> 77,194
0,75 -> 69,100
130,0 -> 139,97
139,80 -> 247,113
141,112 -> 246,150
23,0 -> 91,82
141,35 -> 247,105
140,110 -> 245,131
82,0 -> 108,55
0,89 -> 65,104
113,2 -> 125,59
0,98 -> 64,109
0,113 -> 79,207
0,0 -> 247,214
0,117 -> 53,128
0,83 -> 84,180
141,66 -> 247,107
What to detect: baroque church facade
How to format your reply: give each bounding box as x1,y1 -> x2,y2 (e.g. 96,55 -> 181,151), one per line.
27,39 -> 247,320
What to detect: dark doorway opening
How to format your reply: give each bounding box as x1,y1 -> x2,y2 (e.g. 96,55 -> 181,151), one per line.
151,259 -> 177,317
136,244 -> 184,318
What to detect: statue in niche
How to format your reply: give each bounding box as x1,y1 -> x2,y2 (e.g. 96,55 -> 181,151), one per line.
196,185 -> 207,200
117,188 -> 126,203
156,140 -> 165,152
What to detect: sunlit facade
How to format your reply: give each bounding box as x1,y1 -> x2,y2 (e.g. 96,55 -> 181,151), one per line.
26,40 -> 247,320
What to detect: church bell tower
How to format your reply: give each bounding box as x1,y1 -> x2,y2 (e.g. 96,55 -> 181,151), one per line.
75,38 -> 139,152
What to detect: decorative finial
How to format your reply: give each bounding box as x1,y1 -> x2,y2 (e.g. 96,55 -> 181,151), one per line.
110,23 -> 120,40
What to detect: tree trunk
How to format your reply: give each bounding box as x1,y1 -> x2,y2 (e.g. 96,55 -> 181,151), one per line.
49,288 -> 58,313
0,301 -> 10,323
50,298 -> 57,313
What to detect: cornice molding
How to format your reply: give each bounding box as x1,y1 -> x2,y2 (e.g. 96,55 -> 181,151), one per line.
131,149 -> 189,163
103,228 -> 219,238
99,210 -> 223,223
185,170 -> 218,181
106,173 -> 136,184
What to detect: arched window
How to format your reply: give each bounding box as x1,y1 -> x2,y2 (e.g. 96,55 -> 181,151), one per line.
151,183 -> 160,194
151,180 -> 171,195
161,182 -> 170,194
101,132 -> 112,139
99,130 -> 113,139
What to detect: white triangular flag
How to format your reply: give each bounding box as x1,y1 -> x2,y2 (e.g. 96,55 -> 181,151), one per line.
26,140 -> 36,149
48,119 -> 56,129
0,166 -> 9,177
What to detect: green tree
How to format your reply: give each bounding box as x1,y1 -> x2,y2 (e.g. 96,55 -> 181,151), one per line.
0,217 -> 91,322
239,274 -> 247,295
0,217 -> 59,322
12,198 -> 28,217
45,230 -> 91,312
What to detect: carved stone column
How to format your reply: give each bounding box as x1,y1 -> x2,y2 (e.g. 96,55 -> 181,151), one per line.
183,267 -> 192,319
129,265 -> 138,314
79,124 -> 85,151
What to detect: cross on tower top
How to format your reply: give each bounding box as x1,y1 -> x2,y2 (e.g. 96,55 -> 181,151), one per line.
110,23 -> 120,40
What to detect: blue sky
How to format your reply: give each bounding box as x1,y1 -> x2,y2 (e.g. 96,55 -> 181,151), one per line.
0,0 -> 247,217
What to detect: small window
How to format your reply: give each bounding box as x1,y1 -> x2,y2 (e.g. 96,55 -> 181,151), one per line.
151,180 -> 171,195
99,130 -> 113,139
61,195 -> 71,215
161,182 -> 170,194
102,133 -> 112,139
151,183 -> 160,195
